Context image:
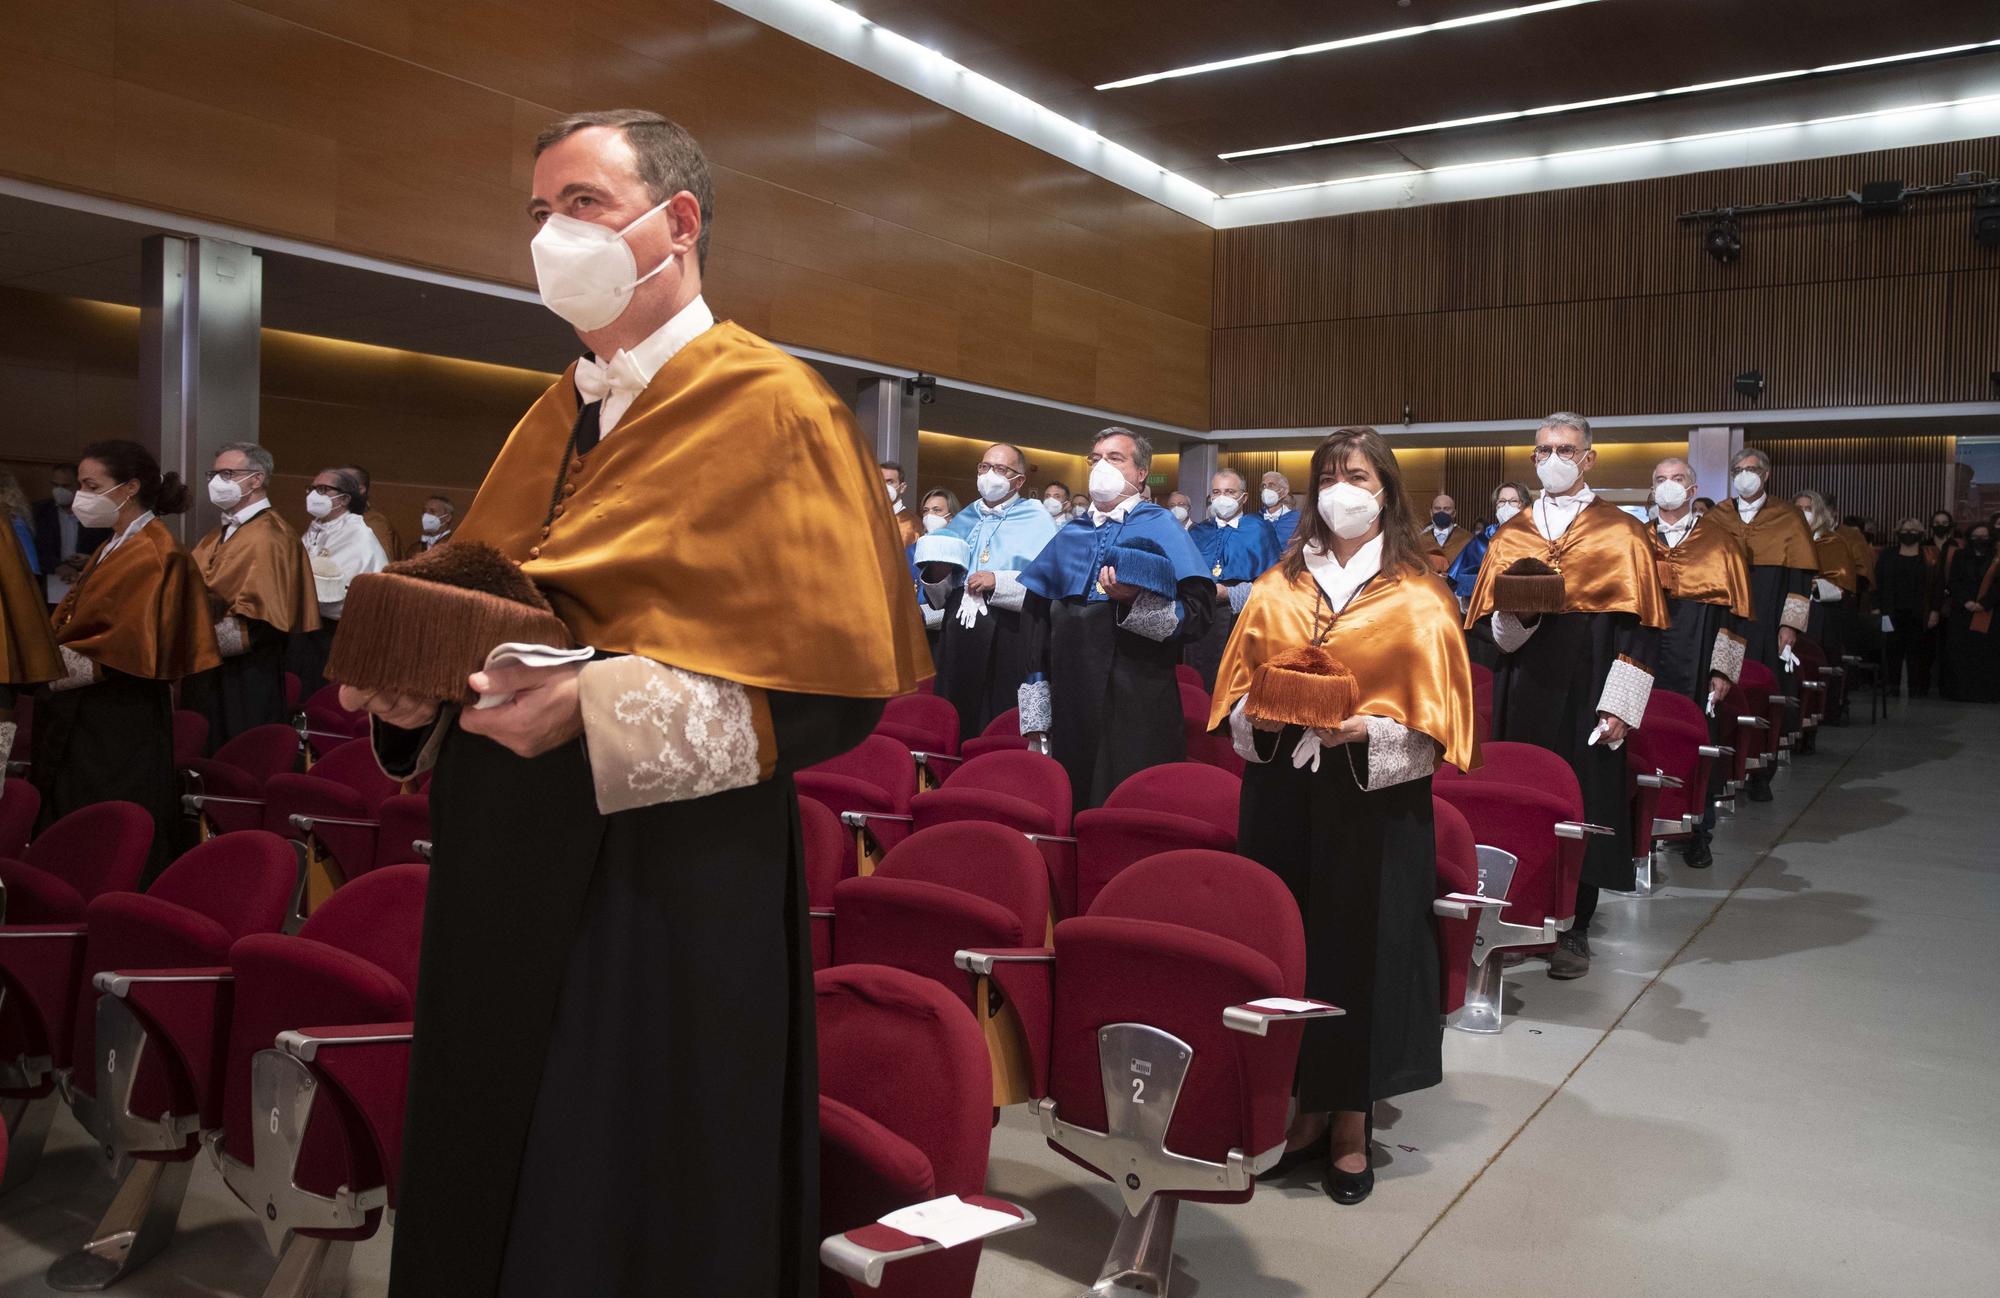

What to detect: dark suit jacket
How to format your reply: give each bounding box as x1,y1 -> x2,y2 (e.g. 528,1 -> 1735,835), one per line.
32,498 -> 110,575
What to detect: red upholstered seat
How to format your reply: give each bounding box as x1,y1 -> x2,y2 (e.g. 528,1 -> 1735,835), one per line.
1434,742 -> 1587,933
0,800 -> 154,924
0,780 -> 39,859
262,738 -> 411,900
1180,681 -> 1243,775
959,708 -> 1031,762
796,734 -> 920,877
299,684 -> 368,760
912,750 -> 1075,918
184,723 -> 305,838
816,964 -> 1004,1298
1073,763 -> 1240,914
171,710 -> 209,767
801,797 -> 847,971
1432,797 -> 1481,1015
1468,662 -> 1494,690
283,672 -> 302,710
372,794 -> 432,870
876,693 -> 961,758
1174,664 -> 1204,690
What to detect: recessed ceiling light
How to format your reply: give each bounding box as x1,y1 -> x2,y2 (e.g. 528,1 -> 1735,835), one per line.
1220,39 -> 2000,159
1220,92 -> 2000,198
1094,0 -> 1602,92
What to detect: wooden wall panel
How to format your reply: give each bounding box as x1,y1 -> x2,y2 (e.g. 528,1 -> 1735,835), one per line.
1755,434 -> 1956,537
1214,138 -> 2000,429
0,0 -> 1212,428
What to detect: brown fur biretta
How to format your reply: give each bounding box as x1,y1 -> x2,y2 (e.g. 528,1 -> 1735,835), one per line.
1243,644 -> 1359,730
324,541 -> 572,703
1494,556 -> 1567,615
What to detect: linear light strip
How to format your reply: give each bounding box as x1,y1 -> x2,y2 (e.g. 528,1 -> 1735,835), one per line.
1221,39 -> 2000,159
1221,92 -> 2000,198
1094,0 -> 1601,91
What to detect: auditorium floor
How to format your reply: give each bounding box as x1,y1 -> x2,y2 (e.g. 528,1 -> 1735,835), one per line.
0,700 -> 1994,1297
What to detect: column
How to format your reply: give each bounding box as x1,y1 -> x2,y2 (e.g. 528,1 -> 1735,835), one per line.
1686,425 -> 1739,506
853,376 -> 921,487
1177,440 -> 1217,522
140,235 -> 262,544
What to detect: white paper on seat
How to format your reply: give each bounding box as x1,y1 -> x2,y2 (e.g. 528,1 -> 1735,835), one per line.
472,643 -> 599,709
878,1195 -> 1018,1249
1245,997 -> 1328,1014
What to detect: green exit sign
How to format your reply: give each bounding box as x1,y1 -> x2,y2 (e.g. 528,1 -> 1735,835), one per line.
1147,473 -> 1168,485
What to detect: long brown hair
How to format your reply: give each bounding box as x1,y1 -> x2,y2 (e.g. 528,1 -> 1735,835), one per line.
1280,427 -> 1430,581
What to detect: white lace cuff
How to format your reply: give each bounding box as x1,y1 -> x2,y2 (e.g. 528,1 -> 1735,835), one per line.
1225,582 -> 1254,615
577,657 -> 765,814
1710,629 -> 1746,683
1361,715 -> 1437,790
1116,590 -> 1180,642
989,571 -> 1028,614
214,615 -> 248,658
51,645 -> 98,693
1228,696 -> 1275,764
1781,592 -> 1811,632
1491,610 -> 1539,654
0,720 -> 14,787
1595,654 -> 1653,730
1018,680 -> 1051,734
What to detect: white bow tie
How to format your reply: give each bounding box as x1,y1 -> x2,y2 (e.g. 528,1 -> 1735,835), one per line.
574,351 -> 651,405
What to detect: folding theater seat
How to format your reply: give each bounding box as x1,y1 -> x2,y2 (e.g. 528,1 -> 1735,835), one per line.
1792,636 -> 1832,752
1072,763 -> 1240,915
802,797 -> 847,971
1719,668 -> 1777,797
0,801 -> 155,1191
171,709 -> 210,767
911,749 -> 1076,923
372,793 -> 432,870
795,734 -> 919,878
1740,657 -> 1799,765
0,779 -> 39,859
295,683 -> 369,763
183,722 -> 305,840
40,833 -> 298,1286
1644,688 -> 1729,825
263,737 -> 418,913
815,965 -> 1032,1296
873,692 -> 963,789
1174,664 -> 1204,691
1621,726 -> 1691,894
1430,796 -> 1503,1018
207,863 -> 427,1296
959,708 -> 1030,763
832,823 -> 1050,1107
1434,742 -> 1608,1032
977,850 -> 1338,1294
1180,680 -> 1244,776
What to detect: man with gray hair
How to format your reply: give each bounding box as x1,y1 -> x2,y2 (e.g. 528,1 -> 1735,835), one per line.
1017,426 -> 1213,808
1184,468 -> 1281,689
1700,445 -> 1818,800
1260,468 -> 1300,546
1463,412 -> 1667,977
183,441 -> 319,744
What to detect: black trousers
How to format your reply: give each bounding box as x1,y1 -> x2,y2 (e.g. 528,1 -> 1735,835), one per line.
1882,616 -> 1925,694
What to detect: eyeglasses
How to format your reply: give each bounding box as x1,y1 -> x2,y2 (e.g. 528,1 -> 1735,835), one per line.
1531,445 -> 1586,463
204,469 -> 258,481
308,486 -> 347,497
974,462 -> 1022,477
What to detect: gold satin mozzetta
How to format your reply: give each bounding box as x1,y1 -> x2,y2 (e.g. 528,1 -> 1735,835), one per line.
1835,524 -> 1875,586
1208,562 -> 1479,774
1651,516 -> 1753,616
1812,533 -> 1858,595
190,509 -> 322,634
1704,498 -> 1819,570
53,520 -> 222,680
1,528 -> 60,685
453,321 -> 929,697
1464,500 -> 1669,630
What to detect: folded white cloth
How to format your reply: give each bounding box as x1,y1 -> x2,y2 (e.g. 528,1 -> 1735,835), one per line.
473,642 -> 598,709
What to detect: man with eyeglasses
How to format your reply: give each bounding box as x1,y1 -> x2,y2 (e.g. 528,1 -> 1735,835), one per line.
1699,447 -> 1818,800
183,442 -> 320,744
1260,469 -> 1300,547
1464,413 -> 1667,978
917,442 -> 1059,740
1184,469 -> 1280,690
1018,427 -> 1213,809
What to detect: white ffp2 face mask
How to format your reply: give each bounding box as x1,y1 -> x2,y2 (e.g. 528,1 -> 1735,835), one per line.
1209,494 -> 1241,520
421,512 -> 443,534
305,491 -> 336,519
1537,452 -> 1581,494
1088,458 -> 1130,506
1732,468 -> 1764,500
921,512 -> 948,533
531,200 -> 674,332
1261,487 -> 1282,508
71,488 -> 123,530
1494,502 -> 1521,526
1170,504 -> 1189,523
1653,479 -> 1689,512
976,471 -> 1012,505
1043,497 -> 1065,517
1318,482 -> 1383,540
208,475 -> 245,510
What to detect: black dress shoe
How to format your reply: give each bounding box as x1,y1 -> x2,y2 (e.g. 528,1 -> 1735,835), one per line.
1680,839 -> 1713,869
1746,776 -> 1774,803
1325,1117 -> 1374,1205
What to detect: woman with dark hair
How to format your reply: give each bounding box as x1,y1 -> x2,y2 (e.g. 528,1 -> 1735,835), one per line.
289,465 -> 390,695
1446,480 -> 1530,604
35,439 -> 219,877
1941,520 -> 1999,702
1207,427 -> 1478,1205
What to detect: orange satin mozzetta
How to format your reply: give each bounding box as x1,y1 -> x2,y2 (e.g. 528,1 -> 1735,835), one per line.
1207,560 -> 1480,774
453,321 -> 929,697
1463,500 -> 1669,630
190,508 -> 322,634
1811,533 -> 1858,595
1835,524 -> 1875,584
1704,497 -> 1819,570
1,528 -> 60,685
1651,516 -> 1754,616
53,520 -> 222,680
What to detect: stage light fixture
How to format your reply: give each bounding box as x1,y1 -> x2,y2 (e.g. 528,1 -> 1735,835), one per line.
1704,217 -> 1742,263
1854,179 -> 1908,214
1734,370 -> 1765,402
1975,187 -> 2000,247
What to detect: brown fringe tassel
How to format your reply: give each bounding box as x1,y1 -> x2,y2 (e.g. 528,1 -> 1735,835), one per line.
1494,557 -> 1567,615
1244,645 -> 1359,730
326,574 -> 573,703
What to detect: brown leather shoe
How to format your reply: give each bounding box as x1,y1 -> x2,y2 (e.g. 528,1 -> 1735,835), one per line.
1547,930 -> 1591,979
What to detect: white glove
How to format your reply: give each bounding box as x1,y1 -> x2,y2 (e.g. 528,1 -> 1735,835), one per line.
1587,719 -> 1625,752
1779,644 -> 1800,673
1290,731 -> 1322,772
956,590 -> 989,630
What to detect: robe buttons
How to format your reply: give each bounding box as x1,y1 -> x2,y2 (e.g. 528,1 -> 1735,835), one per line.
551,505 -> 565,519
563,483 -> 577,497
539,526 -> 552,540
528,546 -> 541,559
571,458 -> 584,474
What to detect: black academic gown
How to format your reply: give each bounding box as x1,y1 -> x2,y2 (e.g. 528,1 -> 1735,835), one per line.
1744,563 -> 1810,702
1021,585 -> 1213,811
1941,549 -> 2000,702
932,586 -> 1030,741
182,618 -> 288,750
1238,733 -> 1440,1112
32,669 -> 176,872
1482,610 -> 1659,892
384,692 -> 880,1298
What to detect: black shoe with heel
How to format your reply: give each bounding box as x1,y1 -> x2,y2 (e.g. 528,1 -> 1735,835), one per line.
1325,1115 -> 1374,1205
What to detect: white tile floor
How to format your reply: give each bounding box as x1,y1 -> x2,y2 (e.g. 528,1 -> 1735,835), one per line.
2,699 -> 1994,1297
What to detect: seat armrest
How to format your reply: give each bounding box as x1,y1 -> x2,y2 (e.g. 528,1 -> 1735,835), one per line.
289,813 -> 382,833
1735,715 -> 1771,729
1698,744 -> 1733,758
276,1023 -> 415,1206
96,967 -> 236,1128
183,793 -> 267,811
838,811 -> 914,828
275,1023 -> 414,1062
910,751 -> 962,770
1634,772 -> 1684,790
821,1196 -> 1033,1288
953,947 -> 1055,976
1432,894 -> 1508,920
1554,821 -> 1617,839
954,947 -> 1054,1105
1023,832 -> 1077,846
1222,997 -> 1345,1037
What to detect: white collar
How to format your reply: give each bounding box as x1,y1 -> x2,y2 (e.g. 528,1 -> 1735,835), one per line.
1533,485 -> 1594,540
1432,522 -> 1455,541
977,495 -> 1018,517
1737,494 -> 1765,520
1090,495 -> 1141,526
1214,513 -> 1240,529
223,497 -> 272,531
101,511 -> 156,557
1264,504 -> 1293,520
1303,534 -> 1384,614
593,294 -> 712,389
1656,511 -> 1696,546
